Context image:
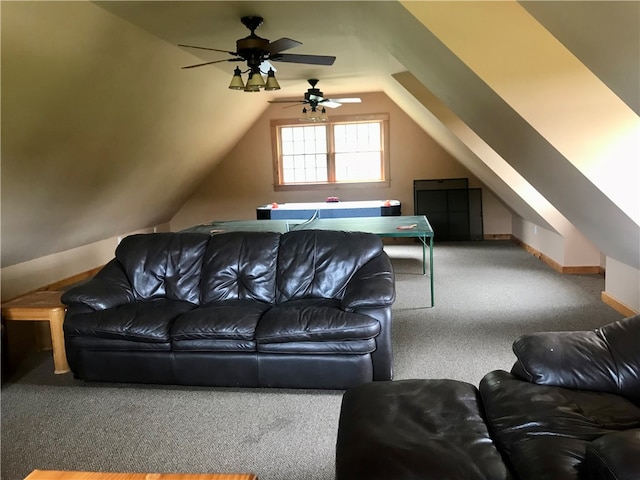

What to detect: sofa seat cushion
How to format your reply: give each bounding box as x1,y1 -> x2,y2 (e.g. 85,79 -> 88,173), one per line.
479,370 -> 640,480
582,429 -> 640,480
257,338 -> 376,354
170,300 -> 271,350
336,379 -> 511,480
63,299 -> 195,343
65,337 -> 172,351
255,298 -> 380,344
172,338 -> 257,352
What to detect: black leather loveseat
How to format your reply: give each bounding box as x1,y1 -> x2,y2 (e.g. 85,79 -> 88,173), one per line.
61,230 -> 395,389
336,314 -> 640,479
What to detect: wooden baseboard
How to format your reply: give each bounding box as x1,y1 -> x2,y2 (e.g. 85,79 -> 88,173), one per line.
484,234 -> 511,240
510,235 -> 603,275
601,291 -> 638,317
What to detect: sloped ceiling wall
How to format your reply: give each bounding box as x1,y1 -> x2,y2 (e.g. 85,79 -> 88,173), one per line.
1,1 -> 264,266
521,1 -> 639,115
396,1 -> 639,268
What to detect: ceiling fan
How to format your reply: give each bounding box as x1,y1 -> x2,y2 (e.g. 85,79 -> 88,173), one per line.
269,79 -> 362,109
178,16 -> 336,72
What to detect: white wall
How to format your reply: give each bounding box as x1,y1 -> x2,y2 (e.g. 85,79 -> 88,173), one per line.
605,257 -> 640,313
0,223 -> 169,301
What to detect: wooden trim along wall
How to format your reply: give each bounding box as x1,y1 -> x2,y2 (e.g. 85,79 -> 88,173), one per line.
504,235 -> 638,317
42,266 -> 104,292
508,235 -> 604,275
6,266 -> 104,303
601,291 -> 638,317
484,234 -> 511,240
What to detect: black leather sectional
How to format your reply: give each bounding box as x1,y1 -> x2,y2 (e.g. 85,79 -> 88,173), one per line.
61,230 -> 395,389
336,314 -> 640,479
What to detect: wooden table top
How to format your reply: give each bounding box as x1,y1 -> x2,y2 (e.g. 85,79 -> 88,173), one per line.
24,471 -> 258,480
2,290 -> 65,311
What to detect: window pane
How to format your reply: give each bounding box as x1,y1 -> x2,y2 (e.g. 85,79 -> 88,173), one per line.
281,128 -> 293,142
279,125 -> 328,183
335,152 -> 382,182
282,153 -> 328,183
334,122 -> 381,155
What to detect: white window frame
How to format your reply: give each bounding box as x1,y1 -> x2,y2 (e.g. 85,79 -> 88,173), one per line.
271,113 -> 390,191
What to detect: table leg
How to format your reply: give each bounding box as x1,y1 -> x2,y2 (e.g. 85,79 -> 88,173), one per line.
418,235 -> 434,308
421,236 -> 427,275
48,308 -> 70,374
429,237 -> 434,307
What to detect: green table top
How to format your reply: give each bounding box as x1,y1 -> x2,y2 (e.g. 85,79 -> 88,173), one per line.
183,215 -> 434,238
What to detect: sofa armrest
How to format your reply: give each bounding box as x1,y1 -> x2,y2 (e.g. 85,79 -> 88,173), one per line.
341,253 -> 395,311
582,430 -> 640,480
61,259 -> 135,311
511,314 -> 640,399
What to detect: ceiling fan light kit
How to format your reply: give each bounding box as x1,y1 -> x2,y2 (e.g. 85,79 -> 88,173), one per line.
228,66 -> 280,92
180,16 -> 334,94
300,106 -> 328,122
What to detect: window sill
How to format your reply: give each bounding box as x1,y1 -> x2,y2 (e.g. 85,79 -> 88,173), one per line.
273,181 -> 391,192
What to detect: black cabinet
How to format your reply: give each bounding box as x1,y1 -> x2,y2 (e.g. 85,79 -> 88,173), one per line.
414,178 -> 483,241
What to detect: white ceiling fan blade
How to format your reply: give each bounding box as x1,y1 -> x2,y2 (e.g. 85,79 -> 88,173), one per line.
320,101 -> 342,109
328,98 -> 362,103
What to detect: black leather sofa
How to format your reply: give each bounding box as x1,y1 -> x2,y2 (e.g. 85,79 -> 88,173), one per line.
61,230 -> 395,389
336,314 -> 640,479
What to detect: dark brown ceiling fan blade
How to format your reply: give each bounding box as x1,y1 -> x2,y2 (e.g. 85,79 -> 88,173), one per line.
181,58 -> 240,69
178,44 -> 236,55
179,16 -> 337,76
266,38 -> 302,54
271,53 -> 336,66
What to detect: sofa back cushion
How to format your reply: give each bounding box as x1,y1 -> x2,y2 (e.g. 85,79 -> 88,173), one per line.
511,314 -> 640,401
200,232 -> 280,304
115,233 -> 210,304
276,230 -> 383,303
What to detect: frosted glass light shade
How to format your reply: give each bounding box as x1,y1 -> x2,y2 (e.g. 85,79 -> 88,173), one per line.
264,69 -> 281,91
228,67 -> 245,90
246,71 -> 265,88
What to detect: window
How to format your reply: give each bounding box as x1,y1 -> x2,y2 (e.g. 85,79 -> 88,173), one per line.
271,114 -> 389,190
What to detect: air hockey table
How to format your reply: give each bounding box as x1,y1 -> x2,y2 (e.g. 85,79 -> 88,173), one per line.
256,199 -> 401,220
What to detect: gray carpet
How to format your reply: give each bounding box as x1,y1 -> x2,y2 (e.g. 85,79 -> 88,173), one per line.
1,240 -> 624,480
